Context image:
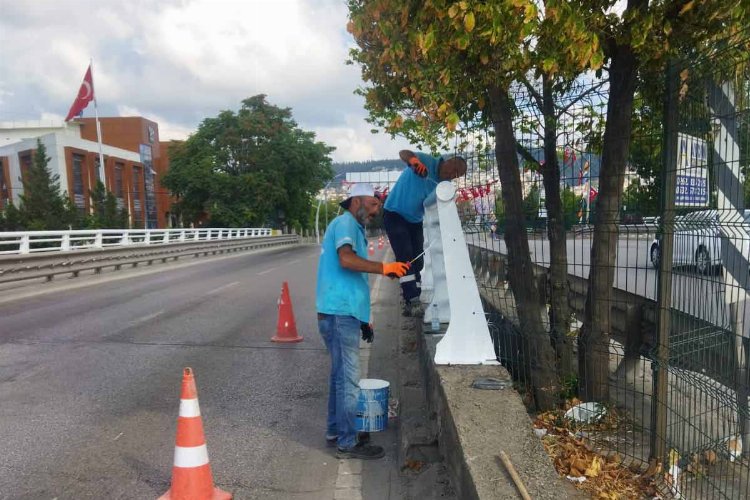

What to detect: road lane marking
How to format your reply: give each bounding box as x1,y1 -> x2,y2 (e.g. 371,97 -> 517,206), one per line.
206,281 -> 240,295
130,309 -> 165,325
257,266 -> 279,275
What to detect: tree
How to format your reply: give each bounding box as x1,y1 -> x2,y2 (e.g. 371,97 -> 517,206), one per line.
348,0 -> 609,409
18,139 -> 71,231
348,0 -> 749,407
578,1 -> 749,401
163,95 -> 334,229
561,187 -> 583,230
2,202 -> 22,231
523,184 -> 541,225
86,181 -> 124,228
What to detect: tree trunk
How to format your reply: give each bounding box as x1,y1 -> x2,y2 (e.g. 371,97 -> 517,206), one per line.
541,77 -> 573,377
579,42 -> 639,402
489,86 -> 560,410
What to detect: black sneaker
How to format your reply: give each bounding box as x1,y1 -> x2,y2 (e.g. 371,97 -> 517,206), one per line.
357,432 -> 371,444
336,442 -> 385,460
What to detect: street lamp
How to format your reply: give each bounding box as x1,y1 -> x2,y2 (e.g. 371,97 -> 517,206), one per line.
315,172 -> 346,244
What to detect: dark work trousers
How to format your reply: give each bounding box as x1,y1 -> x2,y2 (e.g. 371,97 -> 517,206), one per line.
383,209 -> 424,302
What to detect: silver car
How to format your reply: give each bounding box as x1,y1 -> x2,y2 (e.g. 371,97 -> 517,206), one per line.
649,209 -> 750,274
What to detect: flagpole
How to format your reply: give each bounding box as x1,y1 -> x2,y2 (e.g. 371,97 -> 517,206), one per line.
90,58 -> 107,190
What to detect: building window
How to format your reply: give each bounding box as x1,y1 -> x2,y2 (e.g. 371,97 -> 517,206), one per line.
0,157 -> 8,207
94,156 -> 101,184
114,163 -> 124,210
72,154 -> 86,211
132,166 -> 143,226
18,152 -> 32,182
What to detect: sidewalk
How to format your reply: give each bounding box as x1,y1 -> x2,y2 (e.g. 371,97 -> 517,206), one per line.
332,263 -> 456,499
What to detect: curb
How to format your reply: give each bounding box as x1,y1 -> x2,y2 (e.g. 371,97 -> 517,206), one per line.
417,330 -> 584,499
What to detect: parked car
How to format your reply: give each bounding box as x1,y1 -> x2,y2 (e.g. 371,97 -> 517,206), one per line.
649,209 -> 750,274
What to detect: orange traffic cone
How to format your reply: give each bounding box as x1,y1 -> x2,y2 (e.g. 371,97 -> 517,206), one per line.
272,282 -> 303,343
159,368 -> 232,500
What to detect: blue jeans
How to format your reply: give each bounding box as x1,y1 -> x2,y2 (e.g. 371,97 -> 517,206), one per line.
318,314 -> 361,450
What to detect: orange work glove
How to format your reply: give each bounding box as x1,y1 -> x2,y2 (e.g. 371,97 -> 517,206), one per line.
408,157 -> 428,177
381,261 -> 411,278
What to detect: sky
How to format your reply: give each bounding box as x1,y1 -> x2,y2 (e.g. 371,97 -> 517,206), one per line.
0,0 -> 414,162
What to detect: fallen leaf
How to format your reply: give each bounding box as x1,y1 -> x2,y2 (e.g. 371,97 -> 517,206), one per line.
585,456 -> 603,477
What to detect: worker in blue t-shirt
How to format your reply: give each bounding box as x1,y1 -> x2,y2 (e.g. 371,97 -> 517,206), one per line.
384,150 -> 467,316
316,182 -> 410,460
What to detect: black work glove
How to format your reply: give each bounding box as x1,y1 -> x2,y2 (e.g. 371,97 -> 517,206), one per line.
361,322 -> 374,343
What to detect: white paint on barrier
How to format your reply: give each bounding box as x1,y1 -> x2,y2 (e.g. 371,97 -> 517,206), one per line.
428,181 -> 498,365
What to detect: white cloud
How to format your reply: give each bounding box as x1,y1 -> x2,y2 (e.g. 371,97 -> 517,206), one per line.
0,0 -> 413,161
312,111 -> 415,163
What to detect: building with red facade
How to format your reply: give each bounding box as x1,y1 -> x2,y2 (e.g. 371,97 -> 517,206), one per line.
0,117 -> 175,228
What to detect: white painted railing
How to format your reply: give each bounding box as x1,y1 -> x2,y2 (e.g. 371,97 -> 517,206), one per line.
0,228 -> 274,255
422,181 -> 498,365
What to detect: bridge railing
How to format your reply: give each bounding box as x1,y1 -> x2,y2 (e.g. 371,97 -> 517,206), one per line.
421,181 -> 498,365
0,228 -> 274,255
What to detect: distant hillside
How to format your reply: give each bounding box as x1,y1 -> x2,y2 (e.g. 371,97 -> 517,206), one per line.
331,150 -> 602,187
333,159 -> 404,175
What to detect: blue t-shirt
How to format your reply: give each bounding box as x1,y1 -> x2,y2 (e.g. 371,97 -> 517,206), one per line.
384,152 -> 442,223
316,211 -> 370,323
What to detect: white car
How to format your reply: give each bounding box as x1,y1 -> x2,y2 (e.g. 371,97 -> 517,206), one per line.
649,209 -> 750,274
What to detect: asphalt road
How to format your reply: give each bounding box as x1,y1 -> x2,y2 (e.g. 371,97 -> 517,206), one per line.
469,232 -> 748,332
0,244 -> 346,499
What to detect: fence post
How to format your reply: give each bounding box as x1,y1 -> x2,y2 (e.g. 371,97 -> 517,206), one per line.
61,233 -> 71,251
19,234 -> 30,254
650,60 -> 679,463
730,301 -> 750,456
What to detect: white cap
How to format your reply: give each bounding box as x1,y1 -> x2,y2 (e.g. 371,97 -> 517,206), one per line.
348,182 -> 375,198
340,182 -> 375,208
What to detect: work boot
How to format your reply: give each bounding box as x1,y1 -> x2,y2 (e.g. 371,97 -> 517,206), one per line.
336,442 -> 385,460
326,432 -> 370,446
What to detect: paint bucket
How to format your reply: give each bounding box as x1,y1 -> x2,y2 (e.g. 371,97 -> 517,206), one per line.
355,379 -> 390,432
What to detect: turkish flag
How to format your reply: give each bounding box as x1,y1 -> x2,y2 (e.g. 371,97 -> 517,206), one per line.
590,186 -> 599,201
65,65 -> 95,121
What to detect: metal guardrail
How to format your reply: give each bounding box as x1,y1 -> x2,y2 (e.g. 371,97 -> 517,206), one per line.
0,234 -> 299,285
0,228 -> 274,255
